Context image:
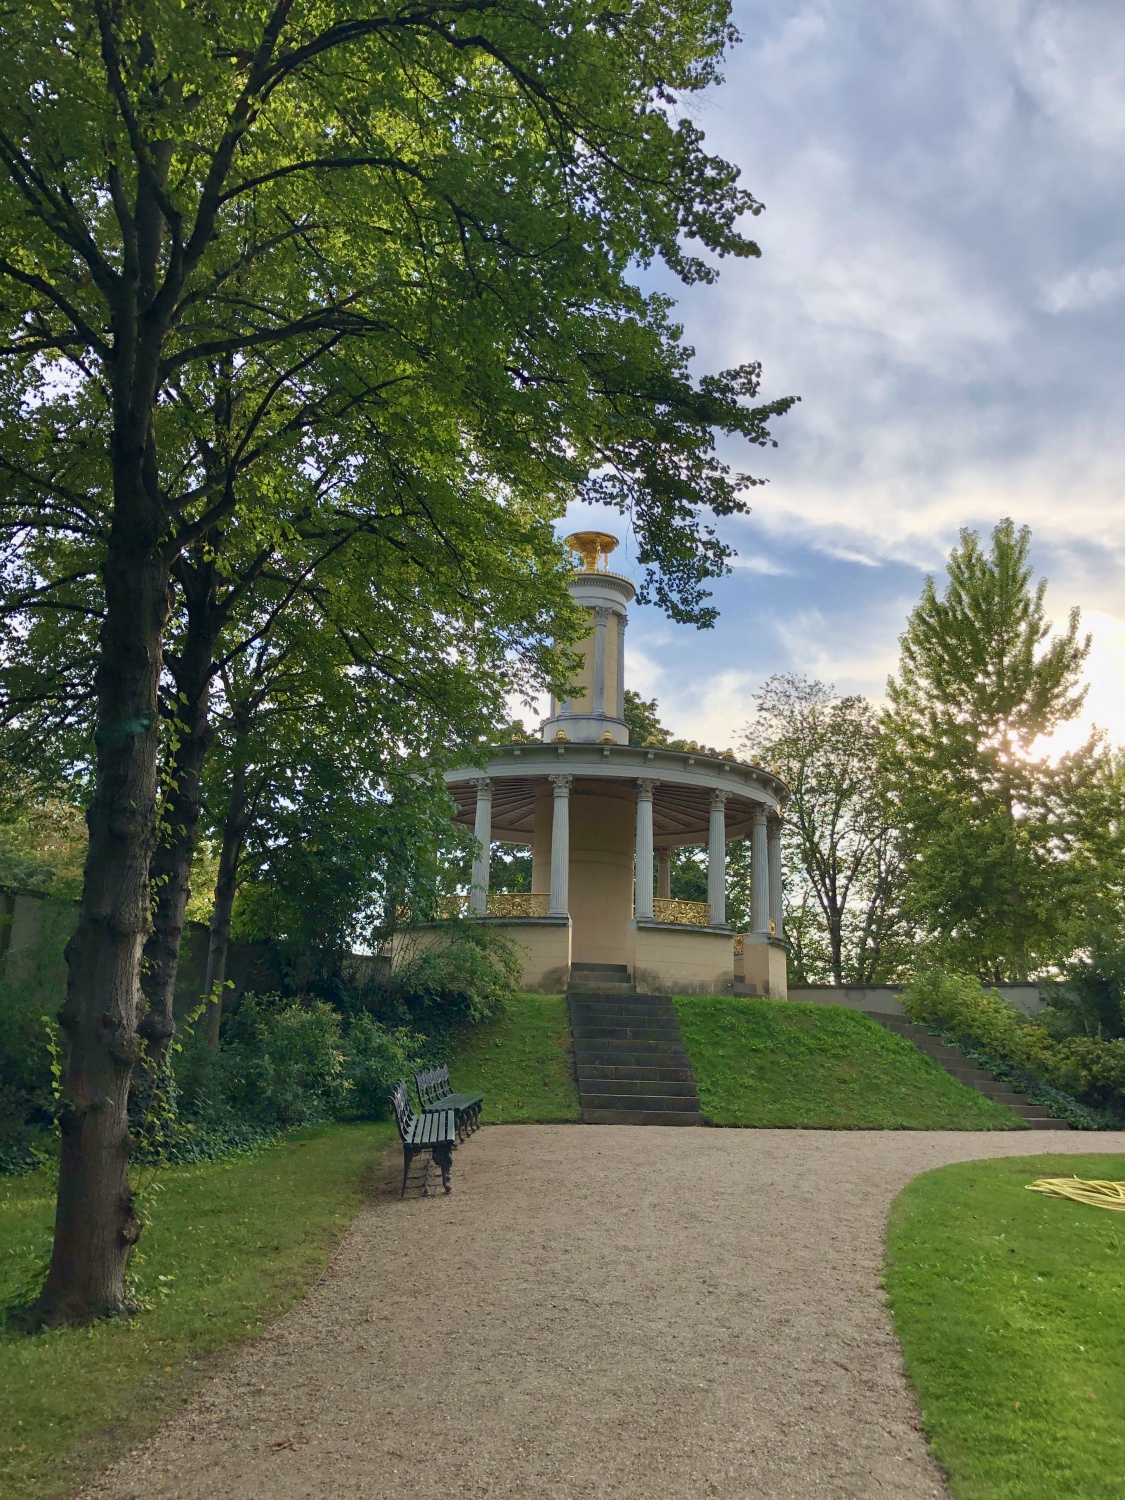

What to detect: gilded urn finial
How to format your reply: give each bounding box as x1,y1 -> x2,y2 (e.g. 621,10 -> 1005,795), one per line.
565,530 -> 619,572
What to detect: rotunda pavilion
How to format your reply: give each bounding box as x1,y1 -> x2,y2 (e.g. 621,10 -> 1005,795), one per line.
421,533 -> 788,996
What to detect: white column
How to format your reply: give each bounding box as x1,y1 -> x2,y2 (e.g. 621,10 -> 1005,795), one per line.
656,848 -> 672,900
592,606 -> 609,714
469,778 -> 492,915
708,791 -> 729,928
768,816 -> 784,938
634,779 -> 656,920
751,805 -> 770,935
616,612 -> 627,719
548,774 -> 572,917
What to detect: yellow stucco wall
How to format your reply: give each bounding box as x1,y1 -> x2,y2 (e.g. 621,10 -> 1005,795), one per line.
531,780 -> 635,965
391,919 -> 571,993
568,610 -> 596,709
630,923 -> 734,994
735,939 -> 789,999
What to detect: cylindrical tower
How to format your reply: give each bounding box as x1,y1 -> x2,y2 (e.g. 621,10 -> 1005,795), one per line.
540,532 -> 635,746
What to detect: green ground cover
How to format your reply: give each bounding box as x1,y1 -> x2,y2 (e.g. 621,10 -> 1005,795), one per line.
674,996 -> 1022,1129
445,993 -> 579,1122
0,1122 -> 390,1500
886,1154 -> 1125,1500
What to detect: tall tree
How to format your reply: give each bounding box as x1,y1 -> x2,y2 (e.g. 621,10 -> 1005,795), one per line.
741,674 -> 907,985
884,520 -> 1090,981
1,0 -> 792,1322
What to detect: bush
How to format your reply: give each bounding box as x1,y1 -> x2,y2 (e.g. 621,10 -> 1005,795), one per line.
367,922 -> 520,1039
171,994 -> 425,1144
1040,929 -> 1125,1040
902,970 -> 1125,1123
341,1013 -> 424,1120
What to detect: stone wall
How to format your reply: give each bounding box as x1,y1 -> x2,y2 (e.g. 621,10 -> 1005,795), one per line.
787,983 -> 1044,1017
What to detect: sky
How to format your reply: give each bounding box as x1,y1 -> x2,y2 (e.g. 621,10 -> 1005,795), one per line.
552,0 -> 1125,755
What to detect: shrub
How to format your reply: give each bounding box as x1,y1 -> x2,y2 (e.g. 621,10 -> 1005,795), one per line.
184,994 -> 352,1129
341,1013 -> 424,1120
171,994 -> 423,1142
902,970 -> 1125,1120
368,922 -> 520,1038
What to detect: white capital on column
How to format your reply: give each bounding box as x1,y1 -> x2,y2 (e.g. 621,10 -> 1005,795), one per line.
592,606 -> 610,715
708,790 -> 729,928
634,779 -> 657,921
548,775 -> 573,917
751,805 -> 770,934
768,815 -> 784,938
469,778 -> 492,915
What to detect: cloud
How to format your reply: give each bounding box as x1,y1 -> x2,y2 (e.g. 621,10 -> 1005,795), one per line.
1039,263 -> 1125,314
547,2 -> 1125,752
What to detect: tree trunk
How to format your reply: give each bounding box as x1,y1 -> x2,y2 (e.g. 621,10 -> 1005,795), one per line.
204,761 -> 251,1048
34,478 -> 169,1325
139,569 -> 220,1057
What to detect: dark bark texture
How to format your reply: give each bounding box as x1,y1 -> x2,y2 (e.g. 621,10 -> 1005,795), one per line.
36,470 -> 169,1323
204,760 -> 252,1048
140,561 -> 220,1056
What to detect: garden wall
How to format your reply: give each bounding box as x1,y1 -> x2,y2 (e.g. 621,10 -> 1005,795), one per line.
788,983 -> 1045,1017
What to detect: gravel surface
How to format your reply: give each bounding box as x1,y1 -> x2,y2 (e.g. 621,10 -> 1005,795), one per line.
82,1125 -> 1125,1500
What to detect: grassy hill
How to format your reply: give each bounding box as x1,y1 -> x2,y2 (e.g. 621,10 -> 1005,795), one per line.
674,996 -> 1022,1130
445,993 -> 1020,1131
445,994 -> 580,1123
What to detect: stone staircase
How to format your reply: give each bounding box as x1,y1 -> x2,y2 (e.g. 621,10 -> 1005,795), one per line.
866,1012 -> 1070,1129
568,963 -> 703,1126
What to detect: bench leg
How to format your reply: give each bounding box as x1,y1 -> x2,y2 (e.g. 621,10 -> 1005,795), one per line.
401,1143 -> 416,1198
432,1142 -> 454,1194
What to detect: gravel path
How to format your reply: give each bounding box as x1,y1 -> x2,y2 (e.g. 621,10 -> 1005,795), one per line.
83,1126 -> 1125,1500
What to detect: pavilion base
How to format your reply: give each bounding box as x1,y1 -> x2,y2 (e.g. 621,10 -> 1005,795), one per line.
734,936 -> 788,999
629,919 -> 735,995
392,918 -> 572,994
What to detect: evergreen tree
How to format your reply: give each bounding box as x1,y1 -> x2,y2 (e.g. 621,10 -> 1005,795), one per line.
884,520 -> 1090,980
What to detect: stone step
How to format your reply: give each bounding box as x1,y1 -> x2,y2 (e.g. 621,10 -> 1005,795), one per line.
582,1098 -> 705,1122
568,981 -> 637,996
864,1011 -> 1070,1129
573,996 -> 678,1008
579,1077 -> 700,1098
578,1063 -> 698,1083
571,1023 -> 685,1043
581,1108 -> 703,1126
570,1013 -> 680,1031
576,1038 -> 693,1062
573,1046 -> 692,1068
569,987 -> 703,1127
571,962 -> 631,978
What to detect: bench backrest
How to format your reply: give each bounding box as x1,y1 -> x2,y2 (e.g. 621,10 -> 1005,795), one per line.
391,1080 -> 415,1139
415,1065 -> 452,1108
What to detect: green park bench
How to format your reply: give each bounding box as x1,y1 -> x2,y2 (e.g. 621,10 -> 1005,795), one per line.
391,1080 -> 456,1197
415,1065 -> 484,1139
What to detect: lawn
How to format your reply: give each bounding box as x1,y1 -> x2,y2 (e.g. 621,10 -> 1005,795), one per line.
445,993 -> 579,1122
885,1154 -> 1125,1500
674,996 -> 1022,1129
0,1122 -> 390,1500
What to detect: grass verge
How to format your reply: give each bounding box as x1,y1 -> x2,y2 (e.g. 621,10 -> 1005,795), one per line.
446,993 -> 579,1122
885,1153 -> 1125,1499
674,996 -> 1023,1129
0,1121 -> 390,1500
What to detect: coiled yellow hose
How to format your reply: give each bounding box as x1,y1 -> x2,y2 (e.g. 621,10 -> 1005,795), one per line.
1026,1177 -> 1125,1211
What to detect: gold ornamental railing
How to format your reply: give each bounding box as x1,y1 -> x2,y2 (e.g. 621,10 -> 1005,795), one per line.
486,892 -> 550,918
652,898 -> 711,927
431,892 -> 550,920
733,933 -> 744,955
